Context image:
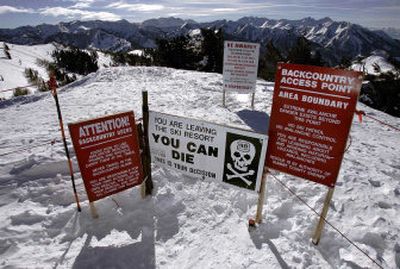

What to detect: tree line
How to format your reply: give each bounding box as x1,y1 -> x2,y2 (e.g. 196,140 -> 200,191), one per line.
115,29 -> 325,81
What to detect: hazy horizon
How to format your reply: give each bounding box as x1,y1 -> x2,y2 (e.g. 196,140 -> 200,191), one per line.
0,0 -> 399,30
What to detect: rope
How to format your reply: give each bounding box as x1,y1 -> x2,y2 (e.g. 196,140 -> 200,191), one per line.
0,138 -> 59,157
268,173 -> 384,269
111,197 -> 121,208
364,114 -> 400,132
356,110 -> 400,132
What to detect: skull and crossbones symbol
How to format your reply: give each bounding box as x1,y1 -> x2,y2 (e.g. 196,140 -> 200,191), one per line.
226,139 -> 256,186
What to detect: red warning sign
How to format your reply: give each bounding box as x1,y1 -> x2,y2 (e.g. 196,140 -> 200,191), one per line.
266,63 -> 363,187
69,111 -> 143,202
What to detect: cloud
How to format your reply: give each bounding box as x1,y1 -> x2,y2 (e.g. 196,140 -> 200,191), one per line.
107,2 -> 165,12
39,7 -> 121,21
70,0 -> 95,9
212,8 -> 239,13
0,6 -> 33,14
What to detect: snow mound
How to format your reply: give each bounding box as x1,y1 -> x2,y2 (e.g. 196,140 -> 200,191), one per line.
0,66 -> 399,268
351,55 -> 398,76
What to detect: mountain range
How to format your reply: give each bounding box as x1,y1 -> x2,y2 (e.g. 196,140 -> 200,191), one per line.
1,16 -> 400,65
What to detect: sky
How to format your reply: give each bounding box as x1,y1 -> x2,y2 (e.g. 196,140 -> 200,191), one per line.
0,0 -> 399,29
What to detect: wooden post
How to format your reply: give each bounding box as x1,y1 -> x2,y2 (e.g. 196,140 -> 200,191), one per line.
251,92 -> 255,110
49,76 -> 81,212
222,89 -> 226,107
140,178 -> 147,199
89,202 -> 99,219
137,123 -> 147,199
312,187 -> 335,245
142,90 -> 153,196
255,168 -> 269,224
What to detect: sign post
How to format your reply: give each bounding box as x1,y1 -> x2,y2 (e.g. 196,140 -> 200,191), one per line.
141,90 -> 153,197
89,201 -> 99,219
251,92 -> 255,110
265,63 -> 362,239
255,168 -> 269,223
312,187 -> 334,244
48,76 -> 81,212
69,111 -> 143,218
149,112 -> 268,192
223,41 -> 260,108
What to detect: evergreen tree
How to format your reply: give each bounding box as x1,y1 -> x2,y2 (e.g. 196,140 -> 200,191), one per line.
24,68 -> 39,83
52,48 -> 98,75
111,52 -> 127,65
259,40 -> 284,81
200,28 -> 224,73
287,36 -> 324,66
13,87 -> 29,97
153,35 -> 199,70
339,56 -> 352,68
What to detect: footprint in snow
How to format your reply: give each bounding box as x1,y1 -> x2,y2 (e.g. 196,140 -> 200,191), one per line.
377,201 -> 392,209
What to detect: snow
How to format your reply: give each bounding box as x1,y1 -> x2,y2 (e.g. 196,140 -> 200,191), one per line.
128,50 -> 144,57
1,65 -> 400,268
97,51 -> 113,69
189,29 -> 201,37
89,31 -> 131,52
0,43 -> 115,99
78,26 -> 91,31
351,55 -> 398,76
0,43 -> 55,99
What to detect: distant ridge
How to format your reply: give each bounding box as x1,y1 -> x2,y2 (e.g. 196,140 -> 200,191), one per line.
1,16 -> 400,65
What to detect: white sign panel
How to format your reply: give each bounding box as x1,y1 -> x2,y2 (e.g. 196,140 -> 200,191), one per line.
149,111 -> 267,192
223,41 -> 260,94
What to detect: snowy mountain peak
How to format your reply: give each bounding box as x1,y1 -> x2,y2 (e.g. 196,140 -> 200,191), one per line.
142,17 -> 196,28
318,17 -> 333,24
1,16 -> 399,65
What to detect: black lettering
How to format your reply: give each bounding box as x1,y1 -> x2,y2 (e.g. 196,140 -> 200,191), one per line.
152,133 -> 160,143
187,142 -> 196,152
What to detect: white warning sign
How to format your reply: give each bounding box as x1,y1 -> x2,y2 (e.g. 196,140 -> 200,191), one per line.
149,111 -> 267,192
223,41 -> 260,93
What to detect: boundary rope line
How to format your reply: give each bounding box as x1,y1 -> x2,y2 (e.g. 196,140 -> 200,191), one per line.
0,119 -> 142,157
269,173 -> 384,269
364,114 -> 400,132
356,110 -> 400,132
111,197 -> 121,208
0,138 -> 59,157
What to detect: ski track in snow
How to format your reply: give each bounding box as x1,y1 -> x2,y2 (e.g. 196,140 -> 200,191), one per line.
0,66 -> 399,269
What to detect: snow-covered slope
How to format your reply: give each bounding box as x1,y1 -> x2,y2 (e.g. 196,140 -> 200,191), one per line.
351,54 -> 399,76
0,43 -> 113,99
211,17 -> 400,65
0,67 -> 399,268
0,43 -> 55,99
53,29 -> 132,52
